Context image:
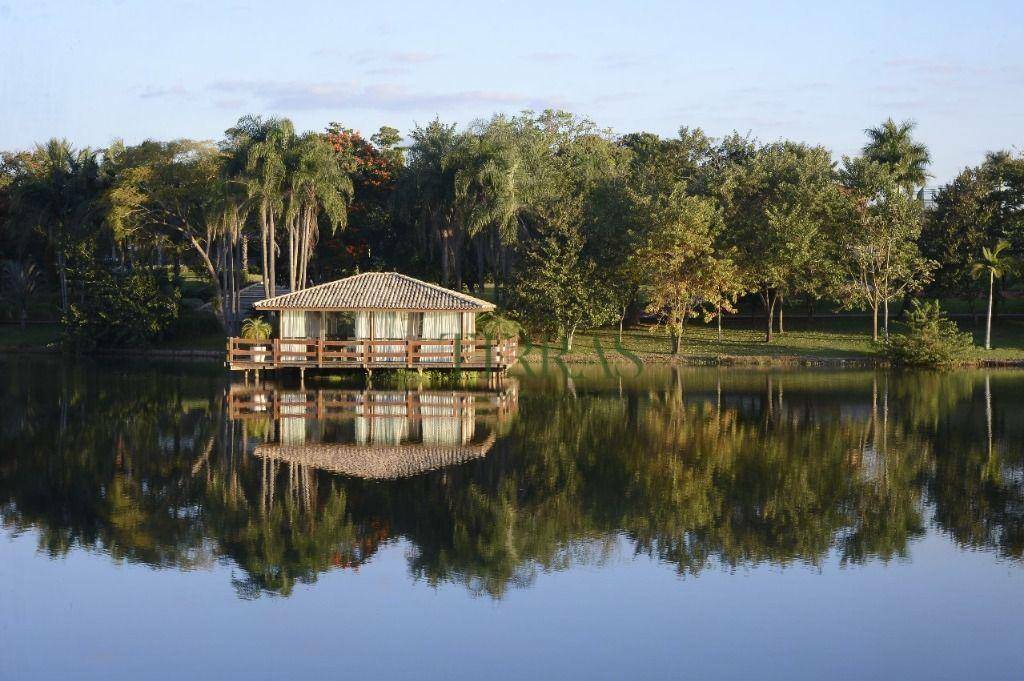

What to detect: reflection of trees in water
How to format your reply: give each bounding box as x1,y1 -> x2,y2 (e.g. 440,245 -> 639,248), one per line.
1,360 -> 1023,599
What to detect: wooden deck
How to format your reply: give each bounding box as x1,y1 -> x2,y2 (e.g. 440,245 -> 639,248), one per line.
226,337 -> 517,371
226,386 -> 518,421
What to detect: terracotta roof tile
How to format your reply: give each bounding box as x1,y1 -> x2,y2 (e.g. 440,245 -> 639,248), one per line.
253,272 -> 495,311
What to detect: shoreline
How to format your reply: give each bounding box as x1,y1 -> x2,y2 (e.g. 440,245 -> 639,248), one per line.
3,345 -> 1024,368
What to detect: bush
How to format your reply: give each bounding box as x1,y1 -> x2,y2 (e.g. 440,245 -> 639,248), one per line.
885,300 -> 973,367
62,266 -> 180,350
476,312 -> 523,341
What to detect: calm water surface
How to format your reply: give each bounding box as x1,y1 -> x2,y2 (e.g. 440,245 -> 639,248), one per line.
1,357 -> 1023,680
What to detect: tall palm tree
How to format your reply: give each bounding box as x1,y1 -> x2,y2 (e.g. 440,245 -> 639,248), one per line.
283,133 -> 353,290
862,118 -> 931,194
225,116 -> 294,298
971,239 -> 1016,350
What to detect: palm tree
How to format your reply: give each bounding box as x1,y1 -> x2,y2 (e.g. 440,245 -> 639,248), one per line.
10,139 -> 102,312
283,133 -> 353,290
971,239 -> 1016,350
2,260 -> 43,328
226,116 -> 295,298
862,118 -> 931,194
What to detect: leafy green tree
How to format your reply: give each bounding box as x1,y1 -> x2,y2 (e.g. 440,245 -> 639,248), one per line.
62,265 -> 180,348
921,166 -> 997,307
720,142 -> 839,342
630,192 -> 740,353
508,202 -> 614,350
104,139 -> 236,330
862,118 -> 930,194
835,159 -> 934,340
971,240 -> 1016,350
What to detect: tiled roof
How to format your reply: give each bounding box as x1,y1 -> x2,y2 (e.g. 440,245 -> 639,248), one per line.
254,434 -> 496,479
253,272 -> 495,311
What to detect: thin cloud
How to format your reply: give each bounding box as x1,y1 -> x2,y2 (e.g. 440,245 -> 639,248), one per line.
312,48 -> 443,65
207,79 -> 540,112
525,51 -> 574,63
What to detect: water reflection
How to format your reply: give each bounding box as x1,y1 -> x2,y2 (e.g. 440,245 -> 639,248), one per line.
229,385 -> 516,479
0,360 -> 1021,599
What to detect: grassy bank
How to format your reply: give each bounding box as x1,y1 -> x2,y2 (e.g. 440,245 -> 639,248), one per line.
524,317 -> 1024,365
4,316 -> 1023,365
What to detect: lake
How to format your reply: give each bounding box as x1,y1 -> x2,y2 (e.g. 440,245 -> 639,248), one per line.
1,357 -> 1022,680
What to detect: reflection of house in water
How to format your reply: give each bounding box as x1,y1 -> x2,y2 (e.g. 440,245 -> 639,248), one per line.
228,384 -> 517,480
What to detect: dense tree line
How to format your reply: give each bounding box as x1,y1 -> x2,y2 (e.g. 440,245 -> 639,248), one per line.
1,112 -> 1021,348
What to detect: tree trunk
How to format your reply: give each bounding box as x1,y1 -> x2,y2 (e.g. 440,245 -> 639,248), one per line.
883,297 -> 890,340
671,329 -> 682,355
777,301 -> 784,335
56,250 -> 69,314
618,308 -> 625,345
762,289 -> 776,343
985,270 -> 993,350
268,211 -> 277,298
717,304 -> 723,341
871,301 -> 879,342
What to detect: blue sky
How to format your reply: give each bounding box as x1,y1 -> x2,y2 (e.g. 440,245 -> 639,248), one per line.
1,0 -> 1021,183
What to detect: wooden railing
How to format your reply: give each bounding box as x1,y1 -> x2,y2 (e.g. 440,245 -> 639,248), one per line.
226,386 -> 518,421
227,337 -> 518,370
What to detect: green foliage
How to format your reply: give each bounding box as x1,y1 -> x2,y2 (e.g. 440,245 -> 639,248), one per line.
508,207 -> 615,350
62,266 -> 180,349
862,118 -> 931,193
476,312 -> 523,340
885,300 -> 973,367
240,316 -> 272,340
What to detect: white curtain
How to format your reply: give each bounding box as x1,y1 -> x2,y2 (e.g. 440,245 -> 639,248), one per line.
281,310 -> 305,337
420,312 -> 461,363
281,310 -> 307,361
354,312 -> 371,339
422,312 -> 462,339
374,312 -> 409,339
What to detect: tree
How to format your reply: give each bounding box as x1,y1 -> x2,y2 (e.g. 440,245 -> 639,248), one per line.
1,260 -> 42,327
283,132 -> 353,290
105,139 -> 236,330
921,166 -> 997,308
225,116 -> 295,298
835,159 -> 934,340
508,201 -> 614,350
721,142 -> 839,342
862,118 -> 930,194
631,192 -> 741,354
971,240 -> 1016,350
885,300 -> 972,367
398,119 -> 463,286
8,139 -> 103,313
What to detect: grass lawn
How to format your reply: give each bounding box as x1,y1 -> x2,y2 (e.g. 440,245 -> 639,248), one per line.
523,316 -> 1024,364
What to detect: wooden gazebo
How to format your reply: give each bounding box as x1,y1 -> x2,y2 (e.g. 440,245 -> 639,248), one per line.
226,272 -> 517,372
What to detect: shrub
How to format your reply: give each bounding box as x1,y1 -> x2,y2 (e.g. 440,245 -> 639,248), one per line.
62,267 -> 180,350
885,300 -> 973,367
476,312 -> 523,341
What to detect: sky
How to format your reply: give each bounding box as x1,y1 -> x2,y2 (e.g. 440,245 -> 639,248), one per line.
1,0 -> 1021,184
